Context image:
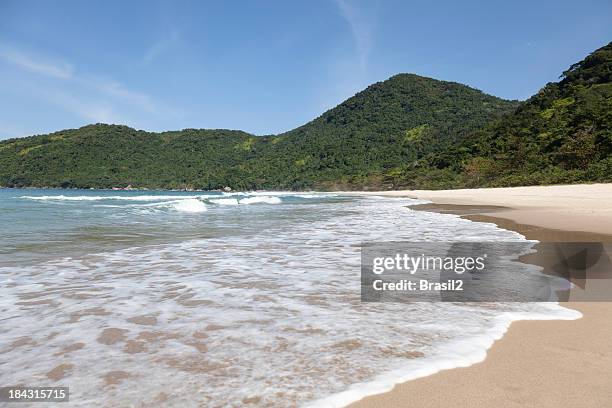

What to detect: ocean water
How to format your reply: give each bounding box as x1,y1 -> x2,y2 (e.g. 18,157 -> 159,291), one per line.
0,189 -> 580,407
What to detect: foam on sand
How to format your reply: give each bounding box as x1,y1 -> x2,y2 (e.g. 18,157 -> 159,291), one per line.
304,303 -> 581,408
1,191 -> 583,407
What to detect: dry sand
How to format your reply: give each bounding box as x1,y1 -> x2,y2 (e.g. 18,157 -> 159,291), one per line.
348,184 -> 612,408
357,183 -> 612,235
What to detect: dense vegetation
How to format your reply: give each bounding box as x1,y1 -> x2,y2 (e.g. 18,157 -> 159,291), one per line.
0,75 -> 517,190
386,41 -> 612,189
1,42 -> 610,190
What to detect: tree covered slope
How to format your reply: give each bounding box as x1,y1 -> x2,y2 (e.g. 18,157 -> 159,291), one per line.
240,74 -> 519,189
1,42 -> 610,190
0,75 -> 517,190
389,41 -> 612,189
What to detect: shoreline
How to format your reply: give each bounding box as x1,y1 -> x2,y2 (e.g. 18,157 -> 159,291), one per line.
352,183 -> 612,235
347,184 -> 612,408
5,185 -> 611,406
308,304 -> 578,408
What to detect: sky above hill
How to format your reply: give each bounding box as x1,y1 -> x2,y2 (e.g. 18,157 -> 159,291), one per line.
0,0 -> 611,139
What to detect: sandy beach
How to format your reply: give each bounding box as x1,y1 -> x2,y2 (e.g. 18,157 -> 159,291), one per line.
361,183 -> 612,235
349,184 -> 612,408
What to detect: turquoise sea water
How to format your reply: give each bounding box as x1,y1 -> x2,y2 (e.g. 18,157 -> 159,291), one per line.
0,189 -> 345,267
0,189 -> 579,407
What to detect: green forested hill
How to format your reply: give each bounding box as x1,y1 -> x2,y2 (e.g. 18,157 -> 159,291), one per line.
1,42 -> 611,190
0,75 -> 517,190
387,41 -> 612,189
0,126 -> 262,189
239,74 -> 519,189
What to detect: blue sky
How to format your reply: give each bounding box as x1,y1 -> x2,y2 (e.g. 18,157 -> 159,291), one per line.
0,0 -> 611,139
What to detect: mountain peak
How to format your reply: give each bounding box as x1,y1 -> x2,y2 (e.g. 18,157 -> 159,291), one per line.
1,42 -> 609,190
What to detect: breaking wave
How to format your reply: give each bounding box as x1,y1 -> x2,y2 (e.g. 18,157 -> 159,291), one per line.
2,190 -> 581,407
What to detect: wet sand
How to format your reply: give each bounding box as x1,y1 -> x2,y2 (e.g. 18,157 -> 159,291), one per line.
357,183 -> 612,235
349,184 -> 612,408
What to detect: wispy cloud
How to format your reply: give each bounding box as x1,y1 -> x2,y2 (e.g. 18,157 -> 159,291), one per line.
37,88 -> 124,124
333,0 -> 374,71
143,29 -> 180,64
81,75 -> 158,114
0,46 -> 74,79
0,43 -> 177,130
314,0 -> 377,115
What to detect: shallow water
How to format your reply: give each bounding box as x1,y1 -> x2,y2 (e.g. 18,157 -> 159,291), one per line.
0,189 -> 579,407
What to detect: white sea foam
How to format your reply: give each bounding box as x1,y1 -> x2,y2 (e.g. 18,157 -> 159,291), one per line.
20,192 -> 333,206
20,194 -> 203,201
171,199 -> 207,213
239,196 -> 282,204
209,198 -> 240,205
0,194 -> 580,407
305,303 -> 580,408
221,191 -> 337,198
